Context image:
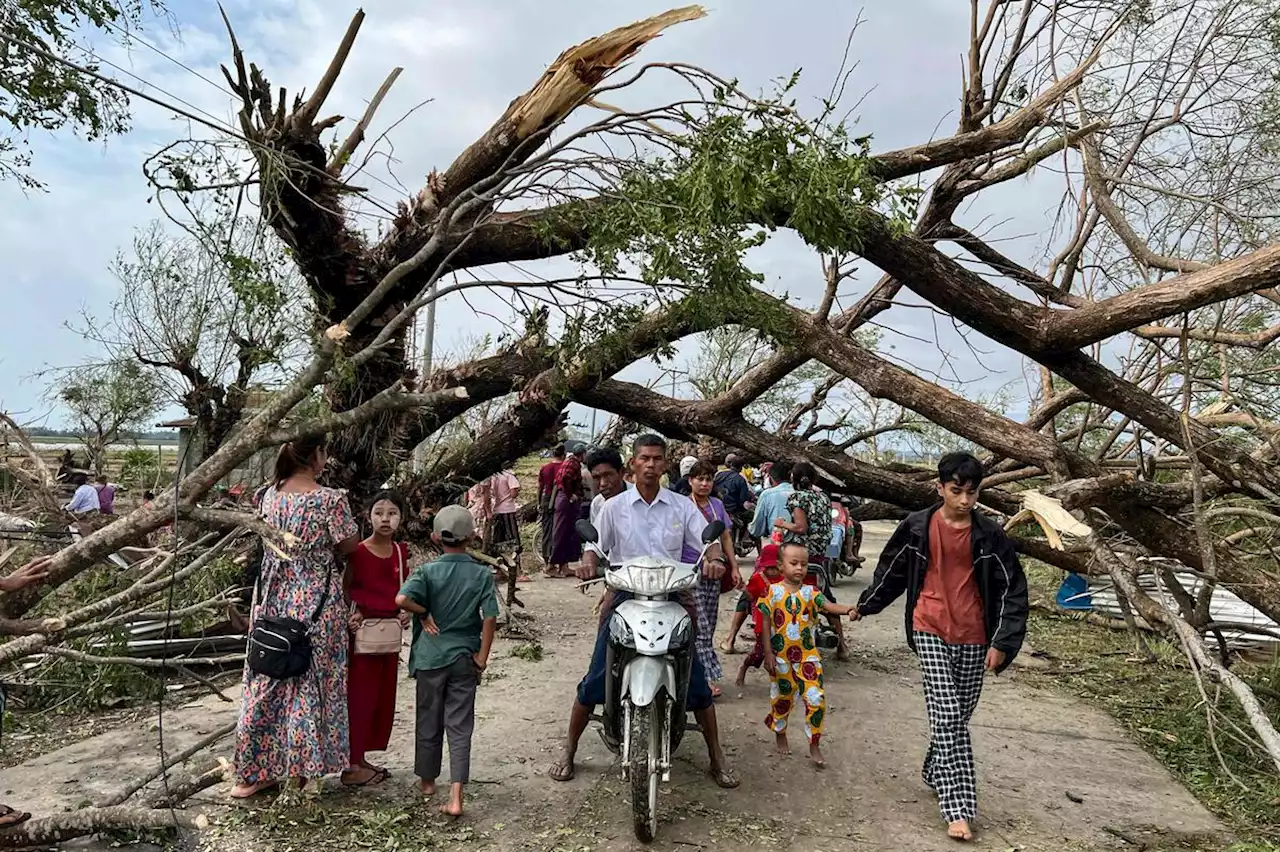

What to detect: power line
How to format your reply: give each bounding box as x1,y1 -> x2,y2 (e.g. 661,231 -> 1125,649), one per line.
76,19 -> 417,206
0,30 -> 404,220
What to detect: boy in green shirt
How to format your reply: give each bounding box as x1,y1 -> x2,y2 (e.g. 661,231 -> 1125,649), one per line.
396,505 -> 498,817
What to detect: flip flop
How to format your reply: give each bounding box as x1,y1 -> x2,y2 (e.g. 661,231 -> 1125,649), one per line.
709,766 -> 740,789
342,768 -> 388,788
548,759 -> 576,782
0,805 -> 31,829
229,780 -> 281,800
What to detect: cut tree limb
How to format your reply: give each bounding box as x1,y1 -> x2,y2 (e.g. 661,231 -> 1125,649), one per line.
0,806 -> 198,849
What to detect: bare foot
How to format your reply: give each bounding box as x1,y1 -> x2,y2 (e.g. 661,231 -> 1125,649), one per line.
440,783 -> 464,817
775,732 -> 791,756
809,741 -> 826,769
836,643 -> 851,662
948,819 -> 973,841
734,663 -> 748,689
418,778 -> 437,797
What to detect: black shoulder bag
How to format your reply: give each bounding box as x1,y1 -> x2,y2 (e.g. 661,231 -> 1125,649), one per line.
247,558 -> 334,680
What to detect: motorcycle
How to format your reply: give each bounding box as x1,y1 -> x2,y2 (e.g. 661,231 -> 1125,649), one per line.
829,499 -> 865,582
730,506 -> 756,558
576,517 -> 726,843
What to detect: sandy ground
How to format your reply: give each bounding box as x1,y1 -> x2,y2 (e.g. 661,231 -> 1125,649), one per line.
0,522 -> 1228,851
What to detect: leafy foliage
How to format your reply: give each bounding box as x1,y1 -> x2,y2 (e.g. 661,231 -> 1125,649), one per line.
53,359 -> 162,473
1,0 -> 162,189
578,73 -> 919,301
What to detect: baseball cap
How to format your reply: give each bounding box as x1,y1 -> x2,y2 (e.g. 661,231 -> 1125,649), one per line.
756,543 -> 780,571
434,505 -> 476,544
679,455 -> 698,477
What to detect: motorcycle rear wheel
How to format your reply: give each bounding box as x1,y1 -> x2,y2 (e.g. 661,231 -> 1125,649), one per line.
629,699 -> 663,843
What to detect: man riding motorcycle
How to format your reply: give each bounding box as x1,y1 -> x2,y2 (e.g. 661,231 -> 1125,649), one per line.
549,434 -> 740,789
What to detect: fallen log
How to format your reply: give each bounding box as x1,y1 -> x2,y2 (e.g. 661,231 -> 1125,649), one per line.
0,806 -> 200,850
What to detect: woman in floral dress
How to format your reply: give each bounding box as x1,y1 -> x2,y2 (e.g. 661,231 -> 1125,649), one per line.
230,436 -> 364,798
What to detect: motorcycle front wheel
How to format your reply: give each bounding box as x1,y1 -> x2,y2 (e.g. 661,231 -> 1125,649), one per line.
629,698 -> 663,842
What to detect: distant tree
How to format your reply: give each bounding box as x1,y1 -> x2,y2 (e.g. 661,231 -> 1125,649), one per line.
53,360 -> 162,474
74,215 -> 308,463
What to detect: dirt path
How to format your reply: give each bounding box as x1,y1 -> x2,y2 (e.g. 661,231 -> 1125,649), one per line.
0,523 -> 1227,851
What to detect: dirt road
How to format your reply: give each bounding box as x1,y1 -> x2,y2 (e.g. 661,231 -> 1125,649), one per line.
0,522 -> 1227,851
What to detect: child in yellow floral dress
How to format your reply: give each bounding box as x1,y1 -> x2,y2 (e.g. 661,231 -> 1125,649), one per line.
760,542 -> 857,767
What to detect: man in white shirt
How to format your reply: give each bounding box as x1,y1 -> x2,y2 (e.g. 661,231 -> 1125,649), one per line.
549,435 -> 738,789
64,473 -> 100,516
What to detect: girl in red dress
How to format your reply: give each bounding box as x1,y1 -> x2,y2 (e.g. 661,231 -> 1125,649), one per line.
345,490 -> 411,785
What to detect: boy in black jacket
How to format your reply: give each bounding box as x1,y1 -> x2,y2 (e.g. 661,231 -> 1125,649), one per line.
852,452 -> 1028,842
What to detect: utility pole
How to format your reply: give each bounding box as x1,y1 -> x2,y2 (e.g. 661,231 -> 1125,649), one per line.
412,283 -> 438,473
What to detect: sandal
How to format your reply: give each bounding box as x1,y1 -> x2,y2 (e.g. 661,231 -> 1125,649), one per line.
709,766 -> 740,789
548,758 -> 576,782
229,780 -> 280,800
0,805 -> 31,829
342,767 -> 388,788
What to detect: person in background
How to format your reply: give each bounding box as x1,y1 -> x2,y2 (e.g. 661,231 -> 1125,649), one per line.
685,459 -> 739,698
748,459 -> 793,545
345,490 -> 412,787
582,447 -> 630,623
721,459 -> 793,655
774,461 -> 848,660
538,445 -> 566,565
64,473 -> 100,517
94,475 -> 117,515
0,555 -> 54,828
548,443 -> 587,578
733,543 -> 781,691
396,506 -> 498,818
712,454 -> 753,520
231,436 -> 361,798
854,452 -> 1029,842
487,468 -> 523,562
669,454 -> 698,496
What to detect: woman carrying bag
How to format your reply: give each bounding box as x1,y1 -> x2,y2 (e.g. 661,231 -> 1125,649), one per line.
345,490 -> 412,786
230,436 -> 362,798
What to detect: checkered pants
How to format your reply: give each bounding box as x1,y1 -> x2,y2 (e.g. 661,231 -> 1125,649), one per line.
914,632 -> 986,823
694,578 -> 723,681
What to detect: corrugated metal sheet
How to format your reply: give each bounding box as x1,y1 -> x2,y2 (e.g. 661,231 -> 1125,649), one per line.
1085,558 -> 1280,650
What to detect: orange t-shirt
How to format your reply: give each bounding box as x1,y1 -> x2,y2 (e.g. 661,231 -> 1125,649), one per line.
912,512 -> 986,645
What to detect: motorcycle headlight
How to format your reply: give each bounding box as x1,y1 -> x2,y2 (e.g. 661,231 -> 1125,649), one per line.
608,612 -> 635,648
668,617 -> 693,650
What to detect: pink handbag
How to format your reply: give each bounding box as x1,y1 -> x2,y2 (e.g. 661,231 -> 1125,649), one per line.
353,544 -> 406,655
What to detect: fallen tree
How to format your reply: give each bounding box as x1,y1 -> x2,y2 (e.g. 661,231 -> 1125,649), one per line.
4,5 -> 1279,840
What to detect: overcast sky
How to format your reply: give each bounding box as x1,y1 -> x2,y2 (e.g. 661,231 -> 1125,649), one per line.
0,0 -> 1066,431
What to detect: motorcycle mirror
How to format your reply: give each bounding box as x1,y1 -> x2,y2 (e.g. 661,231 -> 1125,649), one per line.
576,519 -> 600,543
702,520 -> 726,542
